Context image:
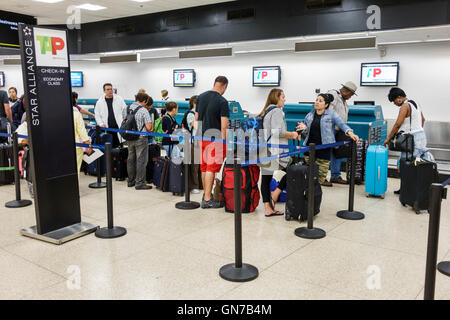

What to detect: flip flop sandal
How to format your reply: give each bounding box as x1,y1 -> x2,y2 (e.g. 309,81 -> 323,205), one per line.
265,210 -> 283,217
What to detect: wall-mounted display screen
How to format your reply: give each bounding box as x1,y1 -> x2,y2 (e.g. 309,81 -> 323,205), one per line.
173,69 -> 195,87
361,62 -> 399,86
0,72 -> 4,87
0,10 -> 37,48
70,71 -> 83,87
253,66 -> 281,87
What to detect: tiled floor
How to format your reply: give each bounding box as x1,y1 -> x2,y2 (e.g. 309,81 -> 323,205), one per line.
0,173 -> 449,300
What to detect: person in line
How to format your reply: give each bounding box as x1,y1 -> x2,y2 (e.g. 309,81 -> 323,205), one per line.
15,115 -> 33,198
161,89 -> 169,101
72,92 -> 95,119
259,89 -> 301,217
10,94 -> 26,126
73,105 -> 91,174
161,101 -> 183,162
196,76 -> 229,209
94,83 -> 126,148
145,96 -> 158,144
383,87 -> 427,194
0,89 -> 13,122
327,81 -> 358,185
8,87 -> 18,104
184,95 -> 202,194
123,92 -> 154,190
297,93 -> 359,186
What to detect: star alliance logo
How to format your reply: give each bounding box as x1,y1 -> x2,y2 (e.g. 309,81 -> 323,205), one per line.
23,27 -> 32,36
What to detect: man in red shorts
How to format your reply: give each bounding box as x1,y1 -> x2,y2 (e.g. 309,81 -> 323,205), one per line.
195,76 -> 229,209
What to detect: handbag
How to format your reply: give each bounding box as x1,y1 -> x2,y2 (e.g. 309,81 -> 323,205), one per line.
389,103 -> 415,153
333,129 -> 351,159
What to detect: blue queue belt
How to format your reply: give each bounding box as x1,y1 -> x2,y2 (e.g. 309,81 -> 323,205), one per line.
86,125 -> 305,150
0,132 -> 105,151
442,178 -> 450,187
240,140 -> 349,167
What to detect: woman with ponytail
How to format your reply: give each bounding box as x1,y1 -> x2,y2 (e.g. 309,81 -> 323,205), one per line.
296,93 -> 359,186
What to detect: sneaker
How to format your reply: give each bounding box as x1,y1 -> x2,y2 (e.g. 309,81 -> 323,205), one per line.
127,182 -> 135,188
201,198 -> 222,209
135,184 -> 152,190
321,180 -> 333,187
191,189 -> 200,194
330,177 -> 348,185
394,189 -> 400,195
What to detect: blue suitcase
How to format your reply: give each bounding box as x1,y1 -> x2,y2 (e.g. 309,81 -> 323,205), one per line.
365,145 -> 388,198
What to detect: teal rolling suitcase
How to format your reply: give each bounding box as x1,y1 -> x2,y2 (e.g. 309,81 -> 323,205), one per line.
365,145 -> 388,198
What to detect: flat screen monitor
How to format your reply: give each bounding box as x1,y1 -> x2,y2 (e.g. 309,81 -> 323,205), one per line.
253,66 -> 281,87
70,71 -> 83,87
354,101 -> 375,105
173,69 -> 195,87
361,62 -> 399,86
0,72 -> 4,87
0,10 -> 37,48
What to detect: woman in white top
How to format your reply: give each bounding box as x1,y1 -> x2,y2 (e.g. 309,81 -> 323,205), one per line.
383,87 -> 428,158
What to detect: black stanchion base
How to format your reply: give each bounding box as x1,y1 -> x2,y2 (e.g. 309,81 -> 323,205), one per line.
437,261 -> 450,277
219,263 -> 259,282
175,201 -> 200,210
89,182 -> 107,189
294,227 -> 326,239
337,210 -> 365,220
5,199 -> 32,208
95,226 -> 127,239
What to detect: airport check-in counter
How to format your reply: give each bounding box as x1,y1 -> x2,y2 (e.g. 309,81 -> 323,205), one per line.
78,98 -> 245,130
284,103 -> 387,147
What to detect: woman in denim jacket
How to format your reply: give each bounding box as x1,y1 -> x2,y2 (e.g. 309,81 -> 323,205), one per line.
297,93 -> 359,186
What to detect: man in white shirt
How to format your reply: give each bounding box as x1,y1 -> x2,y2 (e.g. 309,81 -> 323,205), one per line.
327,81 -> 358,185
94,83 -> 126,148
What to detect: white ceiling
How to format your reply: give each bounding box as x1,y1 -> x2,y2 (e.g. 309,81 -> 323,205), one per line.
1,0 -> 235,24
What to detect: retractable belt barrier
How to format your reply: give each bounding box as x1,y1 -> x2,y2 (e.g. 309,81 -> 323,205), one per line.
424,178 -> 449,300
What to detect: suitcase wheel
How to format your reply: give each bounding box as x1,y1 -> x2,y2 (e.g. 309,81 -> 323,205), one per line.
380,194 -> 385,199
401,202 -> 406,207
285,210 -> 291,221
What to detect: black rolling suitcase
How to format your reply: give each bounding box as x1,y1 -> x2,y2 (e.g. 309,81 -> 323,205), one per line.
153,156 -> 168,189
167,161 -> 184,196
346,139 -> 368,185
146,144 -> 161,183
399,159 -> 438,213
112,147 -> 128,181
285,162 -> 322,221
0,143 -> 14,185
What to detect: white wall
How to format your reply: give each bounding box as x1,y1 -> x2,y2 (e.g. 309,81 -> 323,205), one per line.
2,41 -> 450,121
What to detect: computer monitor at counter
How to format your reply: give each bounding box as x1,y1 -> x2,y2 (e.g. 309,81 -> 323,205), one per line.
354,101 -> 375,105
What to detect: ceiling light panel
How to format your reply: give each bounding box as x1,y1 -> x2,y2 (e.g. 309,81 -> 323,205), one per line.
77,3 -> 107,11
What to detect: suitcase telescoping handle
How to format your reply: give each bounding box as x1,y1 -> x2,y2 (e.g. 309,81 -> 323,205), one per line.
378,166 -> 380,181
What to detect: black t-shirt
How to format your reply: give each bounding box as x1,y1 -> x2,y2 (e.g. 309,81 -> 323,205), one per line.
0,90 -> 8,118
307,112 -> 330,160
161,114 -> 178,146
148,108 -> 159,123
105,97 -> 118,128
196,91 -> 229,135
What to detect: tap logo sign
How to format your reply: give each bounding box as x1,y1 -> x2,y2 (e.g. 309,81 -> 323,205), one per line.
253,66 -> 281,87
34,28 -> 68,67
361,62 -> 399,86
173,69 -> 195,87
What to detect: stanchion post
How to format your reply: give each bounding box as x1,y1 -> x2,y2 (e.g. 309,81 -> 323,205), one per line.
294,144 -> 326,239
337,140 -> 365,220
424,183 -> 445,300
175,133 -> 200,210
219,157 -> 258,282
89,125 -> 107,189
95,143 -> 127,239
5,132 -> 32,208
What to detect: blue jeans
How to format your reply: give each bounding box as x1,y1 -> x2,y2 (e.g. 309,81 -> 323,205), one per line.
330,131 -> 343,179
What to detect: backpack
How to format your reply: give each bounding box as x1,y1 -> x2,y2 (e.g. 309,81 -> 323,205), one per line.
222,164 -> 260,213
153,114 -> 169,144
237,105 -> 277,158
119,105 -> 143,141
181,110 -> 195,134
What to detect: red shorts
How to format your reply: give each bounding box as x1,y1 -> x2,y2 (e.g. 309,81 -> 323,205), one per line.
200,140 -> 226,173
